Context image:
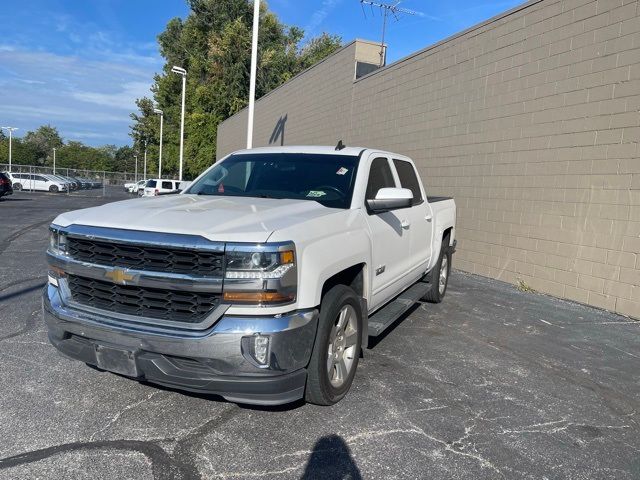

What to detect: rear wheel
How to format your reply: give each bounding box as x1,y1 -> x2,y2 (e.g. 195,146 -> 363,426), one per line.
305,285 -> 362,406
49,185 -> 59,193
422,238 -> 452,304
13,183 -> 22,191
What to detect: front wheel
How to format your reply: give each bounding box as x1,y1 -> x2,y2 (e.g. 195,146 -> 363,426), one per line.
305,285 -> 362,406
49,185 -> 59,193
13,183 -> 22,191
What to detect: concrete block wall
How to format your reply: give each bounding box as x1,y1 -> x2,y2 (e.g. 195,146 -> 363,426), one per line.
217,0 -> 640,319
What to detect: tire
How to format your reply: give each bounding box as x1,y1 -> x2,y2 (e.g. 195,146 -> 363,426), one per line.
49,185 -> 59,193
422,238 -> 452,304
13,183 -> 22,191
305,285 -> 363,406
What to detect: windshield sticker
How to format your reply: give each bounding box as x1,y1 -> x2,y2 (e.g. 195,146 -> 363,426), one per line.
336,167 -> 349,175
307,190 -> 327,198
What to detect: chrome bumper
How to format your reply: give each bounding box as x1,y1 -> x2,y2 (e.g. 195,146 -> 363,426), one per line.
43,284 -> 318,405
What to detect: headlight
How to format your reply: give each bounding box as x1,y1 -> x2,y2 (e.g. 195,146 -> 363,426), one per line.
223,243 -> 297,305
49,228 -> 68,256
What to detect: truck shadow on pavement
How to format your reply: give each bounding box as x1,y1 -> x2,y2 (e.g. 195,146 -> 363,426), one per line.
301,434 -> 362,480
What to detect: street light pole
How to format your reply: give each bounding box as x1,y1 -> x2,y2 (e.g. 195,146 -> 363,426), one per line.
1,126 -> 18,171
171,66 -> 187,181
143,140 -> 148,181
247,0 -> 260,149
154,108 -> 164,179
53,147 -> 57,174
134,155 -> 138,183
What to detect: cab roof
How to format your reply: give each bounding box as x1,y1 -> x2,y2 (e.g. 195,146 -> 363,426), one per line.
231,145 -> 368,157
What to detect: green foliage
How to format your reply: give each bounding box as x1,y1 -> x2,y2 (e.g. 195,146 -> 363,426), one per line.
130,0 -> 342,180
0,129 -> 135,174
23,125 -> 64,165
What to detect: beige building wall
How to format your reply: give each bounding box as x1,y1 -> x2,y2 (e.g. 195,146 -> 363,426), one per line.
217,0 -> 640,319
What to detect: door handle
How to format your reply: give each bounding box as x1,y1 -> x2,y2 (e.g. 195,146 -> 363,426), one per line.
425,214 -> 433,222
401,220 -> 411,229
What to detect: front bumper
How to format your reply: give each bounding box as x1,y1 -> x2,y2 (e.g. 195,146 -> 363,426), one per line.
43,284 -> 318,405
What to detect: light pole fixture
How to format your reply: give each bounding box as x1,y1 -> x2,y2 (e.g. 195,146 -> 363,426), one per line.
1,126 -> 18,171
171,65 -> 187,181
53,147 -> 57,174
153,108 -> 164,179
247,0 -> 260,149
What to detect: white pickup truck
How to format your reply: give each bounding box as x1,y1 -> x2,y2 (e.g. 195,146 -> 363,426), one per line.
44,146 -> 456,406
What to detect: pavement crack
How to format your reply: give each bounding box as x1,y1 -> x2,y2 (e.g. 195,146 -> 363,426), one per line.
0,219 -> 53,255
344,423 -> 504,476
89,390 -> 163,441
498,419 -> 631,435
0,439 -> 183,480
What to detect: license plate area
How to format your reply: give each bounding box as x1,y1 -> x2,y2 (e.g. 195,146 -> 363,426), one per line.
95,344 -> 139,378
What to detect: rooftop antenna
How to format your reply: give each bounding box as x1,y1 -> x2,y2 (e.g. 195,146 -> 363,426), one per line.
359,1 -> 424,67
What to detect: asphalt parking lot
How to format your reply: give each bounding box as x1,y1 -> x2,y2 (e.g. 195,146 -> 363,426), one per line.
0,190 -> 639,479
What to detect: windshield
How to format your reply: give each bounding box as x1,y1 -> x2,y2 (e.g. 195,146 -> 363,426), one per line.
186,153 -> 360,209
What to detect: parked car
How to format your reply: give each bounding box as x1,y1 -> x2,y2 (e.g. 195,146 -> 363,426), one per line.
124,181 -> 137,192
0,172 -> 13,199
128,180 -> 147,194
6,172 -> 68,192
68,177 -> 85,189
142,179 -> 181,196
75,177 -> 92,189
57,175 -> 83,190
47,175 -> 74,191
44,146 -> 456,406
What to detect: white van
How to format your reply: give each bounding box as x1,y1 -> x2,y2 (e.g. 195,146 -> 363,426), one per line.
6,172 -> 68,193
142,179 -> 181,197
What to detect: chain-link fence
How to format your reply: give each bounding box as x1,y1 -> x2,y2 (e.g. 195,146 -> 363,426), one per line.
0,163 -> 158,198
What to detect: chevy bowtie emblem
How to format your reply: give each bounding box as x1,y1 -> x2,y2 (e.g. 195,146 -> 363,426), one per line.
105,269 -> 134,285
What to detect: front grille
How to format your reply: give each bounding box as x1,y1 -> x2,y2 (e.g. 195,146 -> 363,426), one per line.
67,237 -> 223,276
67,275 -> 221,323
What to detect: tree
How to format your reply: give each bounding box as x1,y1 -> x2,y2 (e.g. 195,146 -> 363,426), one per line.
23,125 -> 64,166
130,0 -> 342,179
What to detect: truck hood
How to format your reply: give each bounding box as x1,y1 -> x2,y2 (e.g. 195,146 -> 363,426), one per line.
53,194 -> 341,243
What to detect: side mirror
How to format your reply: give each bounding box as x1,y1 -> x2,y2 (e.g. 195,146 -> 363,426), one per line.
367,187 -> 413,213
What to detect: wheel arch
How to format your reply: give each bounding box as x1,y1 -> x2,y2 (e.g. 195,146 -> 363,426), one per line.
320,263 -> 369,350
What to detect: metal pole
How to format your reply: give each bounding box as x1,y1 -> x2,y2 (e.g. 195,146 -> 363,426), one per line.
158,113 -> 163,178
179,74 -> 186,181
143,141 -> 147,180
134,155 -> 138,183
380,8 -> 388,67
8,129 -> 12,171
53,147 -> 56,174
247,0 -> 260,149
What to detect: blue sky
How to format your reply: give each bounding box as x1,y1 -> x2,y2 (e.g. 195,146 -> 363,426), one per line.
0,0 -> 523,147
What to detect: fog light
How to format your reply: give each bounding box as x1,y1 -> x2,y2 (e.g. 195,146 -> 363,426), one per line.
253,335 -> 270,365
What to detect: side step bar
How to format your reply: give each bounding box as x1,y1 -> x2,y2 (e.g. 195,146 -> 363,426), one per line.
367,280 -> 431,337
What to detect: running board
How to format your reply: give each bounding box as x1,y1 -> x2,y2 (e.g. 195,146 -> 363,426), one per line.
367,281 -> 431,337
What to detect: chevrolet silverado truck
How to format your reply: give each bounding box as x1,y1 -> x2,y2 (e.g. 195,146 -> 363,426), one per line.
44,146 -> 456,406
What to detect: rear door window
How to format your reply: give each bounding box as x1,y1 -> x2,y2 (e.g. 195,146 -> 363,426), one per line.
162,181 -> 172,190
366,157 -> 396,201
393,159 -> 423,205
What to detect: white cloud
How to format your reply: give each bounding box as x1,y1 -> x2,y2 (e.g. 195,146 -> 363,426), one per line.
72,82 -> 151,109
304,0 -> 344,37
0,47 -> 157,145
